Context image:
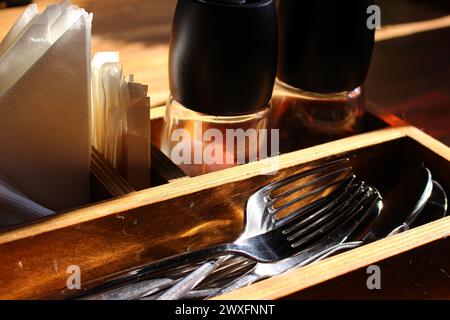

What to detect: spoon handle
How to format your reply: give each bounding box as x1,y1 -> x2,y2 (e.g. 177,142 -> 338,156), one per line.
157,261 -> 219,300
210,273 -> 261,298
313,241 -> 363,262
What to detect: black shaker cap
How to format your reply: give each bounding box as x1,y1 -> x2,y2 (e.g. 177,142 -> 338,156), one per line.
277,0 -> 375,93
169,0 -> 278,116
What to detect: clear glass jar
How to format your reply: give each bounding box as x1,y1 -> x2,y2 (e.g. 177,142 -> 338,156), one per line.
161,97 -> 271,177
272,81 -> 365,151
274,0 -> 374,149
276,80 -> 364,135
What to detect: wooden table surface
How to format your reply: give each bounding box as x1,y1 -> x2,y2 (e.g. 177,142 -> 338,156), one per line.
1,0 -> 449,144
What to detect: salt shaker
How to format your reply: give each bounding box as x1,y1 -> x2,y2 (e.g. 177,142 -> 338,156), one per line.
161,0 -> 278,176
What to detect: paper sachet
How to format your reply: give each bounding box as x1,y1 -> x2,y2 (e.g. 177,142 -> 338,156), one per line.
91,52 -> 151,191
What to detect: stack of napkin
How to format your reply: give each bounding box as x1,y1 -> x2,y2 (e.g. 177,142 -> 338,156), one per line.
0,1 -> 92,221
91,52 -> 151,191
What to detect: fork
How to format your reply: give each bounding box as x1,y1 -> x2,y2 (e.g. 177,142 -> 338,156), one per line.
183,174 -> 361,293
210,166 -> 438,297
79,158 -> 354,298
152,179 -> 378,299
154,159 -> 354,299
87,186 -> 361,295
209,184 -> 382,297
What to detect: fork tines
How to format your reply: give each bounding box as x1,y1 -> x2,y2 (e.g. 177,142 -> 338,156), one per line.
281,183 -> 378,250
261,158 -> 354,228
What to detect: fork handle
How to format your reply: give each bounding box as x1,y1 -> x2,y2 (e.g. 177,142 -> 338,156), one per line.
157,254 -> 234,300
313,241 -> 363,262
157,261 -> 219,300
82,243 -> 239,295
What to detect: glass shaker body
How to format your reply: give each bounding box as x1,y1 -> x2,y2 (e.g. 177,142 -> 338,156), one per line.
161,98 -> 271,177
275,0 -> 375,142
161,0 -> 278,176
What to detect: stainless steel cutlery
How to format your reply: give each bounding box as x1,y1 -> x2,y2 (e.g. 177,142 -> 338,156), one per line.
78,161 -> 447,300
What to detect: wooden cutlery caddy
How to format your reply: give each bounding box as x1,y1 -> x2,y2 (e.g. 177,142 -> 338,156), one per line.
0,98 -> 449,300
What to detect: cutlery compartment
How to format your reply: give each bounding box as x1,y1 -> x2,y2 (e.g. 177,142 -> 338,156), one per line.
0,126 -> 448,299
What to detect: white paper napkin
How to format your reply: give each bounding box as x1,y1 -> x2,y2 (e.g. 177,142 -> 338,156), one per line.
0,175 -> 54,229
0,2 -> 92,211
0,3 -> 38,58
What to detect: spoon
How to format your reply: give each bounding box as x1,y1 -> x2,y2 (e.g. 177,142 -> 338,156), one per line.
410,180 -> 447,228
312,166 -> 435,262
364,166 -> 433,239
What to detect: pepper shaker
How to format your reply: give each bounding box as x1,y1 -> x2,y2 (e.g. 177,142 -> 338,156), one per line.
275,0 -> 375,142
